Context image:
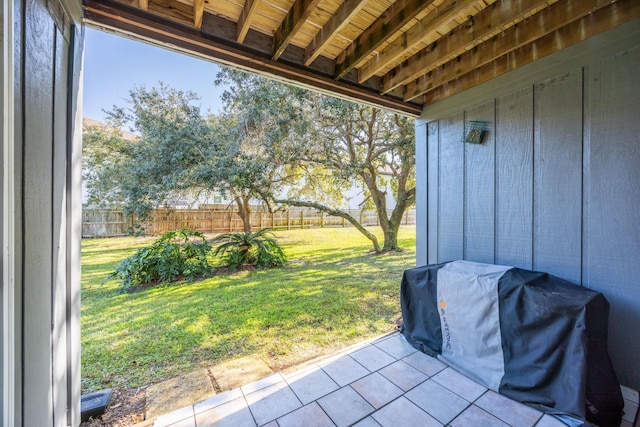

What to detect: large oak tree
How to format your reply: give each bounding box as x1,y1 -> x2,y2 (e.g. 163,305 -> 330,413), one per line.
217,70 -> 415,252
84,73 -> 415,251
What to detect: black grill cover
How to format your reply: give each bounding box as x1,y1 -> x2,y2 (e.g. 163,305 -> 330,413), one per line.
400,261 -> 623,426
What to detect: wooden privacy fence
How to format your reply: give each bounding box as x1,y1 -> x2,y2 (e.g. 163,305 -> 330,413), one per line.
82,207 -> 416,238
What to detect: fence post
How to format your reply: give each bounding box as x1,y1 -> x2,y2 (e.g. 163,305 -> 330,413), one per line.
229,211 -> 233,232
320,212 -> 324,228
342,217 -> 346,227
271,212 -> 275,229
260,212 -> 264,229
300,211 -> 304,229
287,210 -> 290,230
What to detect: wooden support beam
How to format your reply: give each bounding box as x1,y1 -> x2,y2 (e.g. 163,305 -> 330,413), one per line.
381,0 -> 547,94
83,0 -> 422,116
193,0 -> 204,28
139,0 -> 148,11
335,0 -> 435,80
273,0 -> 322,61
422,0 -> 640,104
358,0 -> 476,83
237,0 -> 260,43
304,0 -> 367,66
147,0 -> 193,27
405,0 -> 616,101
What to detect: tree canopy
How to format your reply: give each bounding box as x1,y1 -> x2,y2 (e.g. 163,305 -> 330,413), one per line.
83,71 -> 415,251
216,69 -> 415,251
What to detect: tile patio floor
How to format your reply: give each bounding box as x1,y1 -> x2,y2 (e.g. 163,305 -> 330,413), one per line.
150,332 -> 575,427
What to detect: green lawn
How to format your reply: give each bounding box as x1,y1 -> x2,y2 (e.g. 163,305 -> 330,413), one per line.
81,226 -> 416,393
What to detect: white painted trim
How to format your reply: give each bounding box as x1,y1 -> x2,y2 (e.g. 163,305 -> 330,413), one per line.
2,0 -> 16,424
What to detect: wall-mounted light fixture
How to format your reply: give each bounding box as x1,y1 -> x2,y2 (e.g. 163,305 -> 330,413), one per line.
463,120 -> 489,144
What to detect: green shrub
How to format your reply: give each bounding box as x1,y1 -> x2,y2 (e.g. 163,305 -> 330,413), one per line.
212,228 -> 286,271
107,229 -> 212,292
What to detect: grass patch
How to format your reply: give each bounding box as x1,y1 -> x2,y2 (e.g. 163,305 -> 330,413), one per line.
81,226 -> 416,393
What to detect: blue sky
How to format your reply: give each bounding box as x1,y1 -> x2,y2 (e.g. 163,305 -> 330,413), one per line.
83,27 -> 227,122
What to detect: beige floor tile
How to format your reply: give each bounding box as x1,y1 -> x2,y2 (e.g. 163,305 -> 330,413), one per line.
277,402 -> 336,427
378,360 -> 428,391
450,405 -> 508,427
431,367 -> 487,402
351,373 -> 404,409
401,351 -> 447,377
405,379 -> 469,424
321,356 -> 369,387
476,390 -> 542,426
371,396 -> 441,427
195,397 -> 256,427
317,386 -> 374,427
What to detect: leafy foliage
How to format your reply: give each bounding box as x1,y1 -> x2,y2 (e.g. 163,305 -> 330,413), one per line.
217,69 -> 415,251
212,228 -> 286,271
107,229 -> 212,292
83,74 -> 415,250
83,84 -> 221,220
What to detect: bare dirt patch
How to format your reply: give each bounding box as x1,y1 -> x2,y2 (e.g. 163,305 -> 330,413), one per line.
81,387 -> 147,427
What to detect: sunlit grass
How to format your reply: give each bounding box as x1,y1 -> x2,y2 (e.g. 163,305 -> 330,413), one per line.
81,226 -> 416,392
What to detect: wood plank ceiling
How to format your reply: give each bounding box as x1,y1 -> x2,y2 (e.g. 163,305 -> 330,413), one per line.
83,0 -> 639,116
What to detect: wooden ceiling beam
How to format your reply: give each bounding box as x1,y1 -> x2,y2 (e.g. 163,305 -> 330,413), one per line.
381,0 -> 548,94
422,0 -> 640,105
237,0 -> 260,43
358,0 -> 477,83
273,0 -> 323,61
405,0 -> 616,101
139,0 -> 148,11
194,0 -> 204,28
304,0 -> 367,66
83,0 -> 422,116
147,0 -> 193,27
334,0 -> 436,80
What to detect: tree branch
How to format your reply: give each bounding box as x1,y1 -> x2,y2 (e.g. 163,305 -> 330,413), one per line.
273,198 -> 381,252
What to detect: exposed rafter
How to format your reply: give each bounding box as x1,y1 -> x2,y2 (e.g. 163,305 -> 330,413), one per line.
273,0 -> 323,61
81,0 -> 637,114
381,0 -> 547,94
304,0 -> 367,66
405,0 -> 616,101
83,0 -> 422,116
237,0 -> 260,43
147,0 -> 193,27
358,0 -> 476,83
194,0 -> 205,29
422,0 -> 640,105
334,0 -> 436,80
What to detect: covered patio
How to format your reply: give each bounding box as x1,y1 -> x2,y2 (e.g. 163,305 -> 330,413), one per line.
2,0 -> 640,425
150,332 -> 569,427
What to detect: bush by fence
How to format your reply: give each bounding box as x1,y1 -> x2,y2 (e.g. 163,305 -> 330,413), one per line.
82,207 -> 416,238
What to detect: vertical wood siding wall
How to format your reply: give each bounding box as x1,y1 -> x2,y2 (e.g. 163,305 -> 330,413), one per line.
5,0 -> 83,425
419,48 -> 640,388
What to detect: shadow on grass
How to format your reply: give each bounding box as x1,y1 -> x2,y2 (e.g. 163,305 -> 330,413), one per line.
80,227 -> 416,392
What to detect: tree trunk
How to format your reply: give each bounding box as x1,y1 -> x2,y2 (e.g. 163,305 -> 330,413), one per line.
360,173 -> 399,251
382,219 -> 400,251
235,196 -> 252,232
274,198 -> 382,253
